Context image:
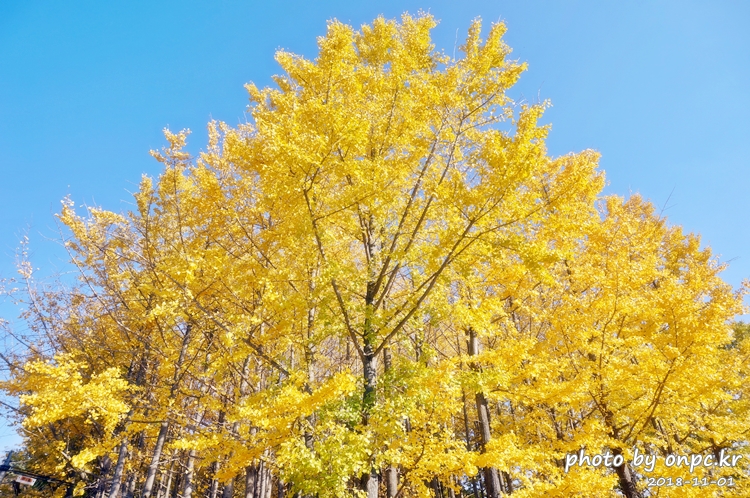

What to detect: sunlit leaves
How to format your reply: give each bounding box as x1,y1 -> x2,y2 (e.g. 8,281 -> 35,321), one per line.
1,11 -> 746,498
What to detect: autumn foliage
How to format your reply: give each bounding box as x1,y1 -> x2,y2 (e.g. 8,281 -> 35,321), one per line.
1,13 -> 748,498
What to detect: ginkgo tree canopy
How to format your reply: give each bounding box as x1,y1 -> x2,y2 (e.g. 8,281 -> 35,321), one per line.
1,12 -> 747,498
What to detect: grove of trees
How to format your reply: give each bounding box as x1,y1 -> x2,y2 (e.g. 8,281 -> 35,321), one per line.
1,13 -> 748,498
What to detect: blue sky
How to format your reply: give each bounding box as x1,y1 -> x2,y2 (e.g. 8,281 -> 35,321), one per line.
1,1 -> 748,450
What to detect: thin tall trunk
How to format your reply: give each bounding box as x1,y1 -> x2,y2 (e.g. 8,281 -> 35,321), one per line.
226,359 -> 253,498
157,463 -> 167,498
108,438 -> 129,498
501,471 -> 513,494
95,455 -> 113,498
383,347 -> 398,498
462,391 -> 481,498
182,449 -> 197,498
144,324 -> 193,498
161,453 -> 176,498
245,465 -> 257,498
259,465 -> 267,498
124,472 -> 136,498
222,476 -> 234,498
431,477 -> 443,498
110,360 -> 140,498
142,421 -> 170,498
209,461 -> 220,498
303,343 -> 316,459
240,363 -> 277,498
361,340 -> 379,498
385,457 -> 398,496
362,468 -> 379,498
157,454 -> 172,498
468,328 -> 502,498
247,459 -> 273,498
248,463 -> 271,497
244,448 -> 266,498
209,408 -> 228,498
261,462 -> 272,498
170,463 -> 181,498
360,229 -> 380,498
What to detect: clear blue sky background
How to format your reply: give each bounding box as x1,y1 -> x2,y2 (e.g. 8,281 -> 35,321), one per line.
0,0 -> 748,450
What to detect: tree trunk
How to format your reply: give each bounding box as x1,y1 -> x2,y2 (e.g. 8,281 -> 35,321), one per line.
209,465 -> 220,498
362,468 -> 379,498
160,453 -> 176,498
501,471 -> 513,494
385,465 -> 398,497
245,466 -> 257,498
361,341 -> 379,498
613,448 -> 643,498
222,475 -> 235,498
468,329 -> 502,498
246,458 -> 274,498
209,411 -> 227,498
170,465 -> 181,498
146,325 -> 192,498
182,449 -> 197,498
383,347 -> 398,498
431,477 -> 444,498
262,463 -> 273,498
157,461 -> 168,498
461,391 -> 481,498
264,463 -> 272,498
477,393 -> 502,498
108,438 -> 129,498
124,472 -> 137,498
362,343 -> 377,424
95,454 -> 113,498
142,421 -> 170,498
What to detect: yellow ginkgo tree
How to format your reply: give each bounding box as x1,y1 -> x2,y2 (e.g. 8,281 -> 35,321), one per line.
1,12 -> 747,498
